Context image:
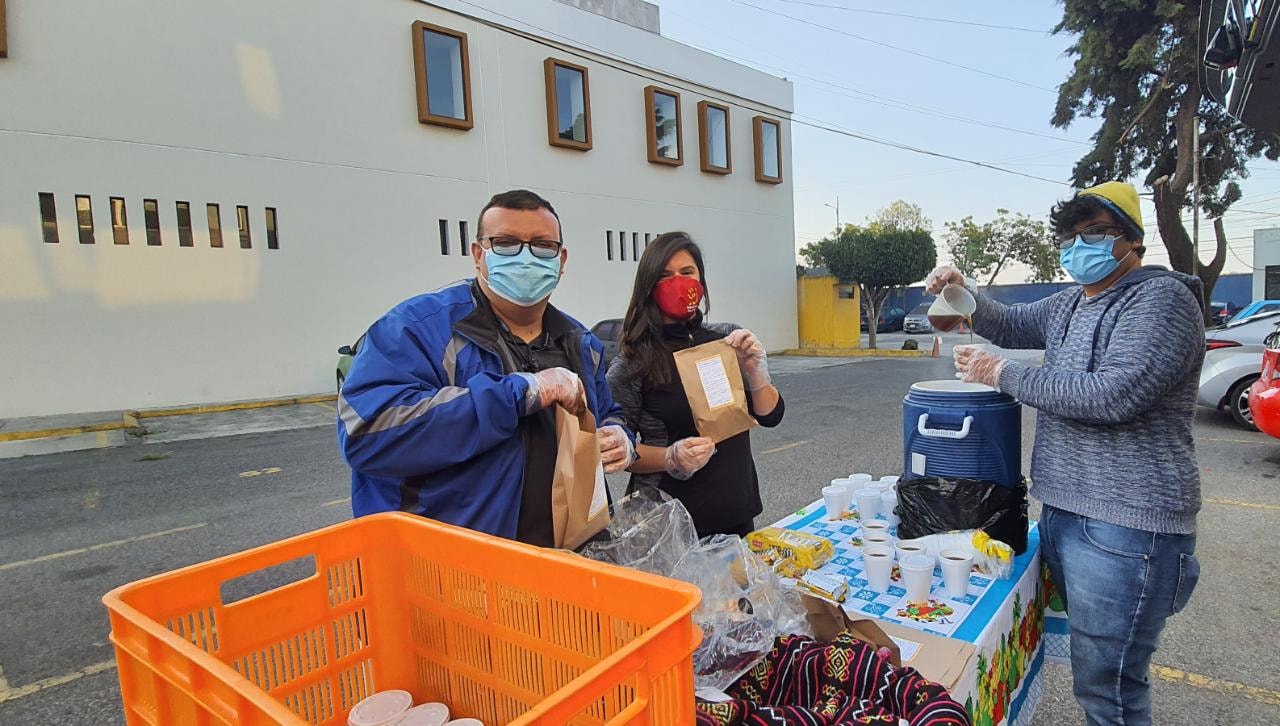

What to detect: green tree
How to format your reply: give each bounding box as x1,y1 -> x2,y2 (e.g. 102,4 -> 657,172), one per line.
1052,0 -> 1280,319
869,200 -> 932,234
944,210 -> 1060,286
801,224 -> 936,349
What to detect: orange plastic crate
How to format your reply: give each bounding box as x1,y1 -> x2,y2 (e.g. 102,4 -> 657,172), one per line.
102,512 -> 701,725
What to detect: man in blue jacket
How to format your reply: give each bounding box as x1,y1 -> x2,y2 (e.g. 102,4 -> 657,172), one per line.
927,181 -> 1203,726
338,189 -> 635,546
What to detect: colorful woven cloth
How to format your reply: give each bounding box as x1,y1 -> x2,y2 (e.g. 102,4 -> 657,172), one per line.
696,633 -> 971,725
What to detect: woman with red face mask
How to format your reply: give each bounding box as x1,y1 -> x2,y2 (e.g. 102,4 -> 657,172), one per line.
605,232 -> 784,537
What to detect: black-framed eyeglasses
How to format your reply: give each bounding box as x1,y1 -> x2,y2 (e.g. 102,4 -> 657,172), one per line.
1053,224 -> 1125,250
479,235 -> 563,259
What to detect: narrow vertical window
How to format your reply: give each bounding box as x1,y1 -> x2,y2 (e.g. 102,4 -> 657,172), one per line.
143,199 -> 162,246
39,193 -> 59,244
753,116 -> 783,184
266,207 -> 279,249
632,232 -> 639,261
110,197 -> 129,245
645,86 -> 683,166
236,205 -> 251,248
606,231 -> 613,261
207,203 -> 223,248
76,195 -> 94,244
644,233 -> 652,249
176,202 -> 193,247
544,58 -> 592,151
439,219 -> 450,255
458,220 -> 469,255
0,0 -> 8,59
619,231 -> 627,261
411,22 -> 473,130
698,100 -> 732,175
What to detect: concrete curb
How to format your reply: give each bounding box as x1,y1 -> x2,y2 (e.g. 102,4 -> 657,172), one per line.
779,348 -> 928,358
0,393 -> 338,443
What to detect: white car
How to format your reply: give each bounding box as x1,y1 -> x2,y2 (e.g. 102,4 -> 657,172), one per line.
1197,311 -> 1280,429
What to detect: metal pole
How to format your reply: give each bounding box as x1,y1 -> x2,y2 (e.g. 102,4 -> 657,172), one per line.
835,196 -> 840,234
1193,116 -> 1200,267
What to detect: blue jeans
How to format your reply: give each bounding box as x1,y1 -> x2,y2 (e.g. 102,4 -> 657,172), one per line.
1040,505 -> 1200,726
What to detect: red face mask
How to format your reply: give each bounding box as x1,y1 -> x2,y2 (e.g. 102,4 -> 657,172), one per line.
653,275 -> 704,321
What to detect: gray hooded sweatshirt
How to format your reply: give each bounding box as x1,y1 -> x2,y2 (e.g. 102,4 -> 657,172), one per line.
975,266 -> 1205,535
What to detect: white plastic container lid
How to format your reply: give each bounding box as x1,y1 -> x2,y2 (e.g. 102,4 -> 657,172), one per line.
446,720 -> 485,726
398,703 -> 451,726
347,690 -> 412,726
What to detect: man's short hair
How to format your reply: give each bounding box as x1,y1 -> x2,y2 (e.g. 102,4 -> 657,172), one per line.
475,189 -> 561,241
1049,195 -> 1146,257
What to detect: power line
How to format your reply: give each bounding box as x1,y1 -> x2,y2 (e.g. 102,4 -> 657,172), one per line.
768,0 -> 1048,33
731,0 -> 1057,93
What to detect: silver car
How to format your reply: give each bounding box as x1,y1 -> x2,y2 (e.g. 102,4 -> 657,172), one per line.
1196,311 -> 1280,429
903,303 -> 933,334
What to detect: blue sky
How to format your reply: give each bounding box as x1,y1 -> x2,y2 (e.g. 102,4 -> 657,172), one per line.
651,0 -> 1280,277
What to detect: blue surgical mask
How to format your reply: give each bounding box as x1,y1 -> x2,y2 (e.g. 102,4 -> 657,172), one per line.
484,248 -> 561,306
1060,234 -> 1132,285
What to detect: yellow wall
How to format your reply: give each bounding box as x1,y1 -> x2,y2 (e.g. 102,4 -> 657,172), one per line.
797,275 -> 860,349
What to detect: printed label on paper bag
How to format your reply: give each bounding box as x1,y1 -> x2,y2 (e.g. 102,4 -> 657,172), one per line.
695,356 -> 735,409
589,461 -> 608,518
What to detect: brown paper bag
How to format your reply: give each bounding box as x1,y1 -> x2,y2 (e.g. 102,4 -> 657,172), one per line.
799,593 -> 902,667
550,406 -> 611,550
673,339 -> 758,443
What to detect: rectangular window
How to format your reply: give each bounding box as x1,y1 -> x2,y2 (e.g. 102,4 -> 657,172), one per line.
39,192 -> 59,244
0,0 -> 7,59
698,100 -> 732,174
76,195 -> 94,244
645,233 -> 652,249
207,203 -> 223,248
236,205 -> 251,248
411,21 -> 473,130
544,58 -> 592,151
632,232 -> 639,261
645,86 -> 682,166
1267,266 -> 1280,300
143,199 -> 162,246
176,202 -> 193,247
266,207 -> 279,249
439,219 -> 450,255
754,116 -> 783,184
458,220 -> 468,255
110,197 -> 129,245
619,230 -> 627,262
606,231 -> 613,261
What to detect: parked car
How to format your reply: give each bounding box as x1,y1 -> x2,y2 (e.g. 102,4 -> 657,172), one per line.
1229,299 -> 1280,324
903,303 -> 933,334
1196,312 -> 1280,429
862,306 -> 906,334
1210,300 -> 1241,326
590,319 -> 623,366
1249,324 -> 1280,439
336,333 -> 365,391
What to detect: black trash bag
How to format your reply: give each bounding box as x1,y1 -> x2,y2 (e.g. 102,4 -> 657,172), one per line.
895,477 -> 1029,554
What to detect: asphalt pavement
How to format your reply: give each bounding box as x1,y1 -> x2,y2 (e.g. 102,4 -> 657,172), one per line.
1,355 -> 1278,724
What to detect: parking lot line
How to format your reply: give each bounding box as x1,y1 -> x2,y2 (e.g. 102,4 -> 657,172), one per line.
321,497 -> 351,508
761,440 -> 809,455
1204,497 -> 1280,512
1152,664 -> 1280,707
0,660 -> 117,704
0,523 -> 208,573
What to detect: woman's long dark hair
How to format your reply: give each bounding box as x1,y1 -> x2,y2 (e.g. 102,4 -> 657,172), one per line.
619,232 -> 710,385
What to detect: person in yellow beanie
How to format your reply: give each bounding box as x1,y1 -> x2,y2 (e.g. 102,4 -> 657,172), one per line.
925,181 -> 1204,725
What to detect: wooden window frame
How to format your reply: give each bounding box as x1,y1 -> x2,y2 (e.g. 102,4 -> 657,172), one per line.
544,57 -> 593,151
698,100 -> 732,175
411,21 -> 474,131
753,116 -> 784,184
644,86 -> 683,166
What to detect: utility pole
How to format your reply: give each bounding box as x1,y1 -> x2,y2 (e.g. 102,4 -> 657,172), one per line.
1192,116 -> 1200,267
824,197 -> 840,236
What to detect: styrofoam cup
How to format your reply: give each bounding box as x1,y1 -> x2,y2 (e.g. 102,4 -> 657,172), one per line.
861,544 -> 895,591
853,488 -> 881,520
939,549 -> 974,599
900,554 -> 936,603
397,703 -> 451,726
347,690 -> 412,726
847,473 -> 874,488
868,481 -> 892,497
823,485 -> 851,520
880,491 -> 900,527
861,532 -> 894,550
879,475 -> 900,488
860,519 -> 890,537
895,538 -> 929,563
445,720 -> 485,726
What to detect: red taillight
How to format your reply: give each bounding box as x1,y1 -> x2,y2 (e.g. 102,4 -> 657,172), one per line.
1206,340 -> 1242,351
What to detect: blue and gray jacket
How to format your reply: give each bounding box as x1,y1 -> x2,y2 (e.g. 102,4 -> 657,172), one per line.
338,280 -> 630,539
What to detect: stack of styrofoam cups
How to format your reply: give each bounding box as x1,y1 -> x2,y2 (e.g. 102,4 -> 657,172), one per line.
348,691 -> 413,726
879,475 -> 900,492
881,489 -> 900,528
939,549 -> 975,599
847,473 -> 874,490
861,544 -> 895,591
853,488 -> 881,520
823,478 -> 852,520
900,554 -> 937,603
895,538 -> 929,562
398,703 -> 451,726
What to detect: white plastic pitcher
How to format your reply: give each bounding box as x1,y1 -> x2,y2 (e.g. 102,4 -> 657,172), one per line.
927,284 -> 976,333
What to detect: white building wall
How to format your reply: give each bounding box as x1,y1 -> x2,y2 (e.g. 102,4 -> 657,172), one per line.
1252,228 -> 1280,300
0,0 -> 795,418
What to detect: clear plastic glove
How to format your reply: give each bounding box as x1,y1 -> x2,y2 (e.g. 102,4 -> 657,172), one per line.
954,347 -> 1008,388
597,425 -> 636,474
724,328 -> 771,391
925,265 -> 971,295
664,437 -> 716,480
528,367 -> 586,415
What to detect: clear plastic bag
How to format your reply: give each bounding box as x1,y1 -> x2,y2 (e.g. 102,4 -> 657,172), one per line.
578,488 -> 698,577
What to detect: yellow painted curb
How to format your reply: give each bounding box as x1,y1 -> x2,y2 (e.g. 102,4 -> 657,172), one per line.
0,420 -> 130,443
780,348 -> 928,358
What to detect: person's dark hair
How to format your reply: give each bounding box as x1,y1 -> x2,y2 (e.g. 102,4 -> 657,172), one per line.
475,189 -> 561,240
1049,194 -> 1146,257
619,232 -> 710,385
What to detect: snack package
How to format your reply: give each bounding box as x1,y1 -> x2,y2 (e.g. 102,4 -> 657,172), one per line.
796,571 -> 849,603
746,527 -> 835,573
